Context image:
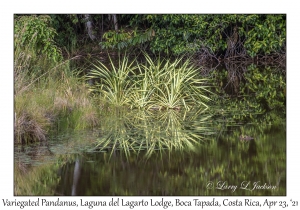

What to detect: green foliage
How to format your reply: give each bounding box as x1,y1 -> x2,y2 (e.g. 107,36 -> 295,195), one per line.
243,15 -> 286,57
15,14 -> 285,58
49,14 -> 81,53
142,14 -> 212,55
100,28 -> 155,51
14,38 -> 99,144
140,54 -> 211,110
14,15 -> 62,62
210,64 -> 286,124
241,64 -> 286,111
14,15 -> 63,94
100,14 -> 285,57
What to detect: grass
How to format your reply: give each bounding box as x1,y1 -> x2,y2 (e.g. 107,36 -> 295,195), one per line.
14,27 -> 100,144
14,69 -> 100,143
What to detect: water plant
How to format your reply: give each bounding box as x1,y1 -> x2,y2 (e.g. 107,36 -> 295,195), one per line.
88,55 -> 137,107
143,54 -> 211,110
87,53 -> 212,110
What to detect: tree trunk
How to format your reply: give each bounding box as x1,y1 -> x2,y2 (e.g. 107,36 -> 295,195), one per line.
112,14 -> 118,31
84,14 -> 96,40
108,14 -> 118,31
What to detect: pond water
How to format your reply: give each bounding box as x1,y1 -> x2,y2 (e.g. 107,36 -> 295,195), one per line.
14,110 -> 286,196
14,63 -> 286,196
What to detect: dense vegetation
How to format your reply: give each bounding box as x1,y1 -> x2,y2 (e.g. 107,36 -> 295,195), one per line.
14,14 -> 286,144
14,14 -> 286,196
14,15 -> 99,143
45,14 -> 286,59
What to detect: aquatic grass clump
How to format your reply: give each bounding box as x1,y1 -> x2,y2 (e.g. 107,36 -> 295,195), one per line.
14,73 -> 100,143
88,53 -> 212,110
14,111 -> 49,143
14,51 -> 100,143
15,79 -> 100,144
52,72 -> 101,130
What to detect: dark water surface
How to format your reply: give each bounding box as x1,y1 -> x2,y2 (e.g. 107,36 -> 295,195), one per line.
14,110 -> 286,196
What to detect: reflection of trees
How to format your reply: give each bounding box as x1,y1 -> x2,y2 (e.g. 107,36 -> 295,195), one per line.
15,112 -> 285,196
53,121 -> 285,196
223,61 -> 247,95
71,157 -> 81,195
211,63 -> 285,125
14,162 -> 60,195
